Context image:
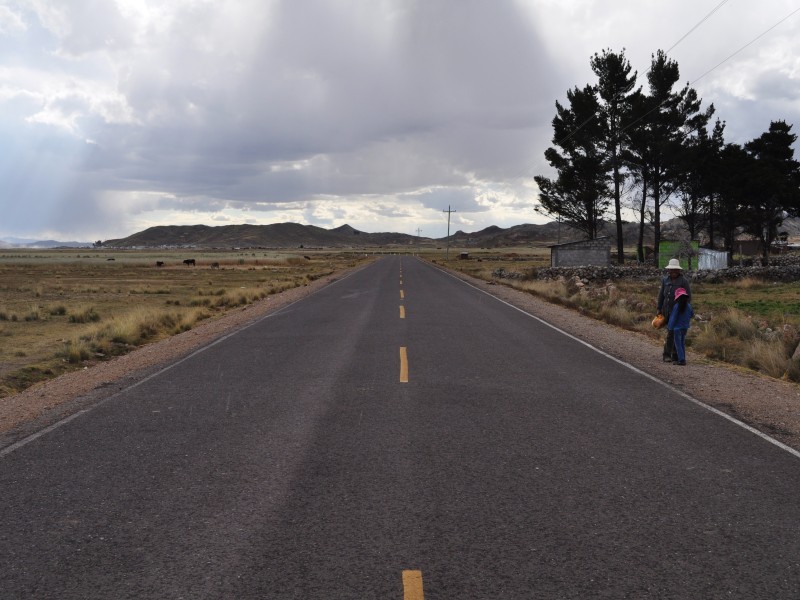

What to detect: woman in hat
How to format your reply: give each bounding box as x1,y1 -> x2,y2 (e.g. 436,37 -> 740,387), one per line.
657,258 -> 692,362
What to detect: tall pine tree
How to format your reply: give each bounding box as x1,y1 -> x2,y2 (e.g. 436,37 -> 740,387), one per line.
591,49 -> 638,262
535,85 -> 610,240
741,121 -> 800,264
625,50 -> 711,266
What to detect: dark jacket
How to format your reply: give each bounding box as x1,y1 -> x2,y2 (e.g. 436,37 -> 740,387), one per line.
657,273 -> 692,316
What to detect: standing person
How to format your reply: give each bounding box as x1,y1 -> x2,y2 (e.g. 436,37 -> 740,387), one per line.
657,258 -> 692,362
667,287 -> 694,365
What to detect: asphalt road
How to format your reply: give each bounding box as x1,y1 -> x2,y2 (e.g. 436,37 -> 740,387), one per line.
2,256 -> 800,599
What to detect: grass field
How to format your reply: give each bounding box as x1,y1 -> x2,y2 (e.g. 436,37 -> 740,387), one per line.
0,249 -> 371,397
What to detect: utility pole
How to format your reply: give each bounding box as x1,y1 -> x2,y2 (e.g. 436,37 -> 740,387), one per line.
416,227 -> 422,256
443,205 -> 456,260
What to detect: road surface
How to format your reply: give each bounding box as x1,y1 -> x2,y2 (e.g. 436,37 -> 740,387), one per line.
2,256 -> 799,598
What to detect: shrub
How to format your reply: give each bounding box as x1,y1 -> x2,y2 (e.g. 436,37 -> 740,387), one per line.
743,338 -> 790,378
61,338 -> 92,364
692,321 -> 748,363
710,309 -> 758,341
598,303 -> 637,329
69,307 -> 101,323
731,277 -> 767,290
103,307 -> 205,347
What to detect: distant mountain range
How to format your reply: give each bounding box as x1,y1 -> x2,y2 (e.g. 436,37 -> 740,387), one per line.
98,220 -> 686,249
7,217 -> 800,250
98,221 -> 600,249
0,238 -> 92,249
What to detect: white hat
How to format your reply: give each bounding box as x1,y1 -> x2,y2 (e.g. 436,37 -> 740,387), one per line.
665,258 -> 682,270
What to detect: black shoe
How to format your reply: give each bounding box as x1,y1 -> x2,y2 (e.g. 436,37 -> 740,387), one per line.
663,356 -> 672,362
676,360 -> 686,366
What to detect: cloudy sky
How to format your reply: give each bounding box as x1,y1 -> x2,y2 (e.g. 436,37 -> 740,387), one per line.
1,0 -> 799,241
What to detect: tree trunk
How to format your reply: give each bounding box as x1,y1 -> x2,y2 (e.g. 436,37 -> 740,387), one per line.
653,174 -> 662,267
708,195 -> 715,249
636,173 -> 649,263
613,152 -> 624,263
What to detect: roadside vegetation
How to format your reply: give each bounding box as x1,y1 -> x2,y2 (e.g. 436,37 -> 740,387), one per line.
440,249 -> 800,383
0,249 -> 370,397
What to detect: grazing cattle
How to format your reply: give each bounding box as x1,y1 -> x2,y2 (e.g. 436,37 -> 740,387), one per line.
210,262 -> 220,269
183,258 -> 196,267
107,258 -> 115,261
156,261 -> 165,267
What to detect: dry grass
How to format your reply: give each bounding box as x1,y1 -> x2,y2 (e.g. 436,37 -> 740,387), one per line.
0,249 -> 368,397
730,277 -> 768,290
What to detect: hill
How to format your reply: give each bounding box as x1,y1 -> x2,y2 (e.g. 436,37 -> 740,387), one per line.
103,221 -> 598,249
100,221 -> 654,249
100,216 -> 760,250
102,223 -> 423,249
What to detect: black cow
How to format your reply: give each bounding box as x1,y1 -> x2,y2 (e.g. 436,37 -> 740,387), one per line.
156,261 -> 165,267
183,258 -> 196,267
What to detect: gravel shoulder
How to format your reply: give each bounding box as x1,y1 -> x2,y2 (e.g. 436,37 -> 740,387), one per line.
3,261 -> 800,454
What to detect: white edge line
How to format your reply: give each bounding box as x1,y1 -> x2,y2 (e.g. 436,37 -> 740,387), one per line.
0,410 -> 89,458
428,259 -> 800,461
0,266 -> 365,459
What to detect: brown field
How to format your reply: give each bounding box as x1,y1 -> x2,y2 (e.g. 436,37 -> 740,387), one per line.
0,249 -> 371,397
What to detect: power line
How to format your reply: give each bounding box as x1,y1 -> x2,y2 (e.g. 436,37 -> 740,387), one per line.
518,5 -> 800,193
442,205 -> 456,260
620,6 -> 800,136
688,6 -> 800,87
553,1 -> 736,150
664,0 -> 731,55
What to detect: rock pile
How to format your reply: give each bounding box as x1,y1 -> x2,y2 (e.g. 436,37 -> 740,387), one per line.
690,265 -> 800,283
491,262 -> 800,284
533,265 -> 658,282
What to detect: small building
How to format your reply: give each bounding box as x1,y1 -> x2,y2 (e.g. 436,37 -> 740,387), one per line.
550,237 -> 611,267
698,248 -> 729,270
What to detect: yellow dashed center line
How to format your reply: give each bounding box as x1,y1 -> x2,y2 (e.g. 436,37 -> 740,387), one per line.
400,305 -> 405,319
403,570 -> 424,599
399,347 -> 409,383
400,290 -> 404,299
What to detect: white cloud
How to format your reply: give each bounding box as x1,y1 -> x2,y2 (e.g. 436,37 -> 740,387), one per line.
0,5 -> 26,33
0,0 -> 799,241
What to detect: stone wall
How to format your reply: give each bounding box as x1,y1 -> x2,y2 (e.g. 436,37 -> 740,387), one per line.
551,239 -> 611,267
493,260 -> 800,284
